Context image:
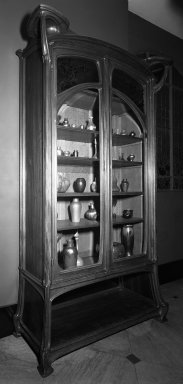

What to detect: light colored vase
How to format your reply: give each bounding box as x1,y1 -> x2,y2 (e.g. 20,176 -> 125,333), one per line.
57,173 -> 70,192
70,198 -> 82,223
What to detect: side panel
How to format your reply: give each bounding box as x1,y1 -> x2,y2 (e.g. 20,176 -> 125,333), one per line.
24,49 -> 43,278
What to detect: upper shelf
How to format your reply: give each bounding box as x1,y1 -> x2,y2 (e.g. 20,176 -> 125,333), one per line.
57,156 -> 99,166
57,127 -> 142,145
57,218 -> 99,231
112,134 -> 142,146
57,126 -> 99,143
112,160 -> 142,167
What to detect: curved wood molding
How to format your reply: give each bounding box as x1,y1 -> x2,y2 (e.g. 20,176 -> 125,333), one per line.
26,4 -> 71,62
138,52 -> 172,92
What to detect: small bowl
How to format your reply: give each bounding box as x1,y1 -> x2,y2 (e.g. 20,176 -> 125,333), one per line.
63,151 -> 71,157
122,209 -> 133,219
127,154 -> 135,162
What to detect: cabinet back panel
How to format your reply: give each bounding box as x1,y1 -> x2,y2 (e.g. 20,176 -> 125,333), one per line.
25,50 -> 43,279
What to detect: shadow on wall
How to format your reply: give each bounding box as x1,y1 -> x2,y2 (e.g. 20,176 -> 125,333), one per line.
20,13 -> 30,41
169,0 -> 183,12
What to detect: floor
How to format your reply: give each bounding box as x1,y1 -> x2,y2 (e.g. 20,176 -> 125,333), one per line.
0,279 -> 183,384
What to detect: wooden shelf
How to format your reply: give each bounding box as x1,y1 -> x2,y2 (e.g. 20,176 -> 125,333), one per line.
112,134 -> 142,146
57,192 -> 100,198
58,156 -> 99,166
113,216 -> 143,226
113,160 -> 142,167
57,126 -> 99,143
50,287 -> 158,351
112,191 -> 143,197
57,218 -> 100,231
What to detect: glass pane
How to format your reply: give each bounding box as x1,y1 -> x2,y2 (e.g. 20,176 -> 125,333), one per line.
156,85 -> 170,185
56,88 -> 101,272
57,57 -> 99,93
157,177 -> 170,189
173,89 -> 183,184
112,68 -> 144,112
111,93 -> 144,262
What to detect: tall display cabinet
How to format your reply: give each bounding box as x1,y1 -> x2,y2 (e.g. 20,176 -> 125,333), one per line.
14,5 -> 168,377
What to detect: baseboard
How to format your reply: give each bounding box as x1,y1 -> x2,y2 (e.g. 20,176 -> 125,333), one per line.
0,305 -> 16,339
158,260 -> 183,284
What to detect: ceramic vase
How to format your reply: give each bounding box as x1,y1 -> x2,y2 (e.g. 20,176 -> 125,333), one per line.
121,178 -> 129,192
122,224 -> 134,257
90,178 -> 97,192
73,177 -> 86,193
63,239 -> 78,269
84,202 -> 97,220
87,111 -> 96,131
70,198 -> 82,223
57,173 -> 70,193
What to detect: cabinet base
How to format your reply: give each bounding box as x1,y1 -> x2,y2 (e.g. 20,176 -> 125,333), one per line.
15,275 -> 168,377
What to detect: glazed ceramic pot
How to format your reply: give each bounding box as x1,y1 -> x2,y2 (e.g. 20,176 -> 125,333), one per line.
112,175 -> 120,192
57,173 -> 70,193
73,178 -> 86,193
122,224 -> 134,257
87,114 -> 96,131
63,239 -> 78,269
70,198 -> 82,222
90,178 -> 97,192
122,209 -> 133,219
84,202 -> 97,220
121,178 -> 129,192
127,154 -> 135,162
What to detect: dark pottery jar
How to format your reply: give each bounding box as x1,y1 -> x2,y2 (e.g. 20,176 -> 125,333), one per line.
122,209 -> 133,219
84,202 -> 97,220
73,177 -> 86,193
62,239 -> 78,269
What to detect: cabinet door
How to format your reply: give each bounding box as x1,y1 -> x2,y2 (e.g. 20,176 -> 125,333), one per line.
55,56 -> 105,277
110,68 -> 146,265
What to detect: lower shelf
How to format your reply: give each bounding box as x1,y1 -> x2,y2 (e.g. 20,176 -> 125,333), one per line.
51,286 -> 158,356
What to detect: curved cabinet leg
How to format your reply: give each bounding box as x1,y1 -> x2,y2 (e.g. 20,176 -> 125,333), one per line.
150,264 -> 169,322
37,350 -> 53,378
13,273 -> 24,337
37,289 -> 53,377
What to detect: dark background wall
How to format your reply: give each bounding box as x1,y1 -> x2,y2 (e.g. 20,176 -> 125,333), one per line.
0,0 -> 128,306
129,12 -> 183,266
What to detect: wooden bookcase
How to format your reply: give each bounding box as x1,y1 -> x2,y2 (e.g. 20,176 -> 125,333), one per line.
14,5 -> 168,377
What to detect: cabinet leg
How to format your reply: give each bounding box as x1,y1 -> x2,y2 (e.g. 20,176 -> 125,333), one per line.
13,312 -> 22,337
150,264 -> 169,322
13,273 -> 24,337
37,351 -> 53,378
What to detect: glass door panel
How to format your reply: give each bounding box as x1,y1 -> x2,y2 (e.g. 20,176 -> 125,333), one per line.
111,93 -> 144,262
56,88 -> 101,271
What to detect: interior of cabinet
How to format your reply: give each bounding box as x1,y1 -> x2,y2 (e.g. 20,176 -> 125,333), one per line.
111,92 -> 144,261
56,87 -> 101,270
